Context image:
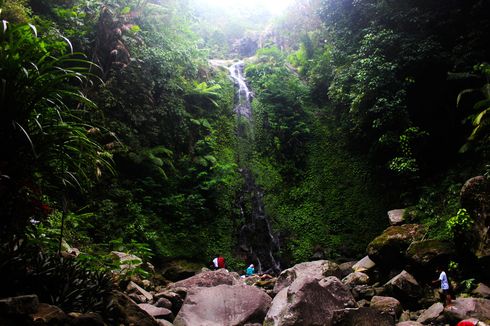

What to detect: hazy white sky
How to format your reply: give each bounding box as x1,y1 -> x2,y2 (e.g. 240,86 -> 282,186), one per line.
202,0 -> 295,15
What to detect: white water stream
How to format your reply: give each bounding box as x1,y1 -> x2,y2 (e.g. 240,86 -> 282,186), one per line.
224,60 -> 281,274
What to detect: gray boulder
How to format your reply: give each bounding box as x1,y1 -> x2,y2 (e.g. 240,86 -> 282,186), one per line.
168,269 -> 239,291
31,303 -> 68,324
154,290 -> 184,316
383,270 -> 422,307
388,209 -> 406,226
396,322 -> 423,326
332,307 -> 395,326
370,296 -> 402,318
443,297 -> 490,324
367,224 -> 425,267
473,283 -> 490,298
352,256 -> 376,273
0,294 -> 39,315
112,291 -> 159,326
352,285 -> 377,300
273,260 -> 341,294
405,240 -> 455,269
161,260 -> 203,282
460,176 -> 490,269
416,302 -> 444,324
265,276 -> 356,326
339,261 -> 356,278
156,320 -> 174,326
138,304 -> 174,321
127,281 -> 153,303
154,297 -> 173,310
173,284 -> 271,326
342,272 -> 370,287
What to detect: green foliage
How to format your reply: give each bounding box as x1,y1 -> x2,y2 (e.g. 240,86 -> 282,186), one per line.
460,278 -> 476,293
0,246 -> 113,315
246,45 -> 387,261
403,177 -> 464,241
0,21 -> 112,236
448,260 -> 459,272
258,119 -> 388,262
447,208 -> 473,235
246,47 -> 311,180
458,63 -> 490,154
0,0 -> 31,23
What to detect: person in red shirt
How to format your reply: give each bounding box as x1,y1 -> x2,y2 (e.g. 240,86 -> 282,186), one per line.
457,320 -> 479,326
217,255 -> 226,269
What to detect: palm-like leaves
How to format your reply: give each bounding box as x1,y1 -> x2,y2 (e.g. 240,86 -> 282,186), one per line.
186,81 -> 222,109
457,63 -> 490,151
1,22 -> 113,191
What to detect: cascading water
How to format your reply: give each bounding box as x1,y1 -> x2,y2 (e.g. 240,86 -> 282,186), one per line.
228,61 -> 252,118
228,61 -> 282,275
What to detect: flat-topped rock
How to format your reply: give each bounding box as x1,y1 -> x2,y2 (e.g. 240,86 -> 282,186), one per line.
388,209 -> 406,226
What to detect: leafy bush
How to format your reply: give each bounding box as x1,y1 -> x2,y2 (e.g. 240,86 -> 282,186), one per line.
447,208 -> 473,235
0,244 -> 113,315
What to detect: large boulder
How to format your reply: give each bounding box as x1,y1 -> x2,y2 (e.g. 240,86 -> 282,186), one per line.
367,224 -> 426,268
112,291 -> 159,326
443,297 -> 490,324
342,272 -> 370,288
339,261 -> 356,278
473,283 -> 490,298
32,303 -> 68,324
416,302 -> 444,324
370,296 -> 402,318
406,240 -> 455,267
351,285 -> 378,301
168,269 -> 239,291
161,260 -> 203,282
383,270 -> 422,308
352,256 -> 376,273
460,176 -> 490,273
127,281 -> 153,303
0,295 -> 39,315
331,307 -> 395,326
154,290 -> 184,316
405,240 -> 455,280
264,276 -> 356,326
273,260 -> 341,294
138,304 -> 174,321
173,284 -> 271,326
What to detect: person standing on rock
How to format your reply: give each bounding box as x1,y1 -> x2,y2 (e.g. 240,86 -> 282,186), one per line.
433,266 -> 452,306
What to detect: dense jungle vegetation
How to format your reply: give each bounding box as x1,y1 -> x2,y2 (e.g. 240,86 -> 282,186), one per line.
0,0 -> 489,308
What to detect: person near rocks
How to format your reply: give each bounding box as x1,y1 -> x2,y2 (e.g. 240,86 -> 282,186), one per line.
246,264 -> 255,276
213,254 -> 226,270
432,266 -> 452,306
212,255 -> 219,270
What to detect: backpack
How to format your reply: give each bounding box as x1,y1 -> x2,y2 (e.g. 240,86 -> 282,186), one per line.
217,256 -> 225,268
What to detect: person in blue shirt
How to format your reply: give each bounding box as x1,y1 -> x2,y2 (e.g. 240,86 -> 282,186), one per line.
246,264 -> 255,276
432,266 -> 452,306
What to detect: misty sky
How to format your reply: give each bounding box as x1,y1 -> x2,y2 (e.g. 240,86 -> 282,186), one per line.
196,0 -> 295,15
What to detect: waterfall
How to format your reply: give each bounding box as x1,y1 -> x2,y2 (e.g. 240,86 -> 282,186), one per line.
228,61 -> 281,275
228,61 -> 252,118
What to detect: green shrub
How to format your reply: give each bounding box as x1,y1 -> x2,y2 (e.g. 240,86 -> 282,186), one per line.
0,245 -> 113,315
